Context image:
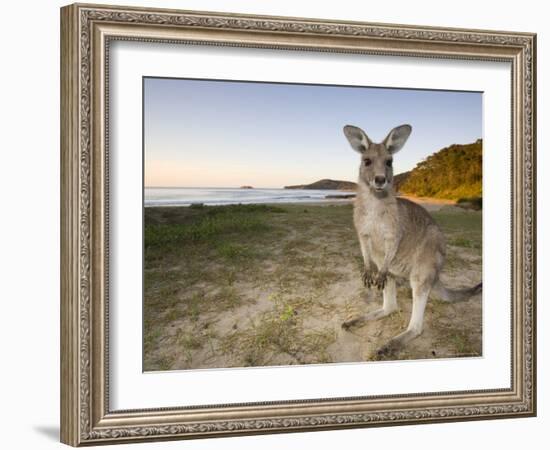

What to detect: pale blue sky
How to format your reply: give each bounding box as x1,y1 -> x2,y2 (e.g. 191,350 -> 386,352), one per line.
144,77 -> 482,188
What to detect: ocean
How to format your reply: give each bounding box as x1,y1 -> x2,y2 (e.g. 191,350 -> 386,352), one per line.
144,187 -> 353,207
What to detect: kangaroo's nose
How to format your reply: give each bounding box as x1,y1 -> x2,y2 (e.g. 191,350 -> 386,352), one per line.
374,176 -> 386,186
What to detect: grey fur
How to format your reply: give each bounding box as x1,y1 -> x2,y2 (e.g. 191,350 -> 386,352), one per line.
341,124 -> 482,357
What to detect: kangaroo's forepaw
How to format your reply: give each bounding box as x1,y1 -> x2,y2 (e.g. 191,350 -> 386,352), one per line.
374,271 -> 387,290
362,270 -> 375,288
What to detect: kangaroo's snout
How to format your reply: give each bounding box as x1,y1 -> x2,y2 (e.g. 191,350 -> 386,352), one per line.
374,176 -> 386,187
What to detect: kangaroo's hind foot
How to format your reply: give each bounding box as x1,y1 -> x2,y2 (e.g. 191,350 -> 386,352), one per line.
342,277 -> 398,330
373,328 -> 421,360
373,273 -> 432,359
341,315 -> 365,330
341,308 -> 390,330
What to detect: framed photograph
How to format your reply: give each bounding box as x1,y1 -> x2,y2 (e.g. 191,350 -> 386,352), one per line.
60,3 -> 536,446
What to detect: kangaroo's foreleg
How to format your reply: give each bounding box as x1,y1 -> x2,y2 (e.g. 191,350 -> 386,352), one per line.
374,233 -> 401,290
358,234 -> 376,288
342,277 -> 397,330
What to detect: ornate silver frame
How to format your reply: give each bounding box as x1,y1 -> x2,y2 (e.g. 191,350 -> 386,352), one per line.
60,3 -> 536,446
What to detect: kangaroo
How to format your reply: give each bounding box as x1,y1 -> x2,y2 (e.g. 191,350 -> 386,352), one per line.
341,124 -> 482,357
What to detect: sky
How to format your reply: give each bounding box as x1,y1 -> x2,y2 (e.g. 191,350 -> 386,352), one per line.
144,77 -> 482,188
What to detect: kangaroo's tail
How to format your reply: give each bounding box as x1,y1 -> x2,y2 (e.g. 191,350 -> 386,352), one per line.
431,279 -> 482,303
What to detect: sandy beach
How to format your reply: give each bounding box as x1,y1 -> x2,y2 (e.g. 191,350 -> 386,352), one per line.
397,195 -> 457,211
143,198 -> 481,371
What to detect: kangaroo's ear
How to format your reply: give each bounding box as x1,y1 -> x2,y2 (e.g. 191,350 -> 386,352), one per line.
343,125 -> 371,153
383,124 -> 412,154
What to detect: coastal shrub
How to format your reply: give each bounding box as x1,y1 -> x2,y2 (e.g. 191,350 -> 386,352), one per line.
457,197 -> 482,210
399,139 -> 482,200
144,204 -> 282,250
216,242 -> 251,260
205,203 -> 286,216
145,215 -> 268,249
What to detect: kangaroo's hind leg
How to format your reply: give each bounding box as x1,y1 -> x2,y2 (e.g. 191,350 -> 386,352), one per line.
375,272 -> 434,357
342,276 -> 398,330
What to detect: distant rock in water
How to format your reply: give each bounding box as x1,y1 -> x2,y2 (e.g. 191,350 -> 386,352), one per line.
240,185 -> 254,189
325,194 -> 356,199
285,179 -> 357,190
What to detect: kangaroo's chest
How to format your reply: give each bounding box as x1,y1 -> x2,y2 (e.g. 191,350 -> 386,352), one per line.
354,201 -> 399,253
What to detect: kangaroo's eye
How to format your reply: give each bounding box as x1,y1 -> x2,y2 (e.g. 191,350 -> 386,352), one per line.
386,159 -> 393,167
364,158 -> 372,166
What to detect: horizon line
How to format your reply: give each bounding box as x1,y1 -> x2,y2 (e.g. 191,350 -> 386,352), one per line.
144,138 -> 483,190
144,184 -> 353,189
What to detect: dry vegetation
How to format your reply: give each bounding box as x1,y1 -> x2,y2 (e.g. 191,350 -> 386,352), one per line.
144,202 -> 482,371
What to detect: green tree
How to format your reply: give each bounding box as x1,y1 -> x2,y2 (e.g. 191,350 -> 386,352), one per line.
399,139 -> 482,200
